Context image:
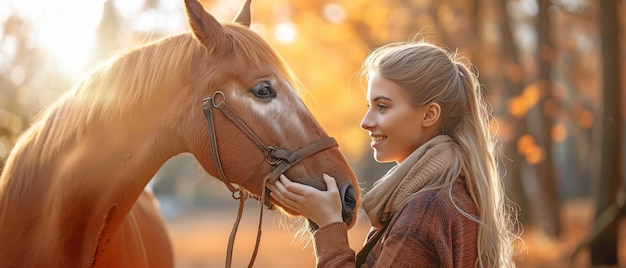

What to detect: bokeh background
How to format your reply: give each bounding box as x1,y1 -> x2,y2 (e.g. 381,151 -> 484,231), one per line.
1,0 -> 625,267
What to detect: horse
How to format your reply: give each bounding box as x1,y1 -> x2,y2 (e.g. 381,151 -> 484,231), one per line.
0,0 -> 361,267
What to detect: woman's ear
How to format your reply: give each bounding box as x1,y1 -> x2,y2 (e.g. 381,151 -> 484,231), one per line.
422,102 -> 441,127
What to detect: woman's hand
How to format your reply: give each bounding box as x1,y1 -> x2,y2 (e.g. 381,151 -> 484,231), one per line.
267,174 -> 344,228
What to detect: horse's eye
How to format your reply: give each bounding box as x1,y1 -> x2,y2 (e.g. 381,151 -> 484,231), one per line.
251,81 -> 276,99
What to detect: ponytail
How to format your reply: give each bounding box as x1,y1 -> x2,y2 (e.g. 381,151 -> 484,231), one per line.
453,60 -> 519,268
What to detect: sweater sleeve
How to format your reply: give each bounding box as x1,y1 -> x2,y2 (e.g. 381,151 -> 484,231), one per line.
313,222 -> 356,268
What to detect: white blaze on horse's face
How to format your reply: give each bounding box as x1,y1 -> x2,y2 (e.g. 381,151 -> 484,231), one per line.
237,85 -> 309,140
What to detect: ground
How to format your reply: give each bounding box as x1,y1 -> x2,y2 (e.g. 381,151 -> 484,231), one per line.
165,198 -> 626,268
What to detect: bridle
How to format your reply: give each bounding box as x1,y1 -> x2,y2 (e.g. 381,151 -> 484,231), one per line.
202,90 -> 338,268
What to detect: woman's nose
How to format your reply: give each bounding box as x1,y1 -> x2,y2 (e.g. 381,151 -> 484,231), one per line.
360,111 -> 374,130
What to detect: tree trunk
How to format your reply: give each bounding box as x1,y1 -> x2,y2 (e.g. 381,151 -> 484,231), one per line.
526,0 -> 561,237
494,0 -> 530,226
590,0 -> 622,265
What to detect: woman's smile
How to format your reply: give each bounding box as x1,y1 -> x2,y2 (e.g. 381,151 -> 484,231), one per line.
370,135 -> 387,148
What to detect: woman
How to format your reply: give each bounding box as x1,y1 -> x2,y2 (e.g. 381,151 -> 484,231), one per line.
267,38 -> 520,267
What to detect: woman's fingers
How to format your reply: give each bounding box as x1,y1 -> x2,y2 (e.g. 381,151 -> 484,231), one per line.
267,178 -> 295,204
277,174 -> 314,195
275,175 -> 309,201
267,175 -> 309,211
323,173 -> 338,192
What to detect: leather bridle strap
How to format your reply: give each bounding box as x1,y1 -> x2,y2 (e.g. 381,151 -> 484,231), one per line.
261,137 -> 339,187
202,91 -> 338,268
202,92 -> 238,193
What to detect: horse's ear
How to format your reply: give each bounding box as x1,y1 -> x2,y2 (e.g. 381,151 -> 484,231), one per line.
233,0 -> 251,27
184,0 -> 226,51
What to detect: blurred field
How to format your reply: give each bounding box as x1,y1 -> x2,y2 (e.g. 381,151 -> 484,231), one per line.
165,199 -> 625,268
165,205 -> 370,268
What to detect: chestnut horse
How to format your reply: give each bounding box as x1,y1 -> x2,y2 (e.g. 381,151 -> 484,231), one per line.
0,0 -> 360,267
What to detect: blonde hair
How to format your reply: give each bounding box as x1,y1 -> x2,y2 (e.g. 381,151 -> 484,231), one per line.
361,38 -> 520,267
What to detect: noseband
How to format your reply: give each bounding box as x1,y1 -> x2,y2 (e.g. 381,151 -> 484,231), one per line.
202,90 -> 338,268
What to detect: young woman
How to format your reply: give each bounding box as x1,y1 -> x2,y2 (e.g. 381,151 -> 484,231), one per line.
267,38 -> 520,267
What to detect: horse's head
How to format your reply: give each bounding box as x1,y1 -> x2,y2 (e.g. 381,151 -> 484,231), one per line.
181,0 -> 360,228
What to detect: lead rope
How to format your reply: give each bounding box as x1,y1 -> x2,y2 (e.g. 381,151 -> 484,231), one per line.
225,191 -> 249,268
224,174 -> 272,268
248,179 -> 269,266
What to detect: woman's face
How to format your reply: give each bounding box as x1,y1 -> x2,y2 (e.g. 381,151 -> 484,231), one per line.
361,72 -> 430,164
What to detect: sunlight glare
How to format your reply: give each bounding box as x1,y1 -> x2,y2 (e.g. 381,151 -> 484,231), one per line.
0,37 -> 17,73
322,3 -> 346,24
274,21 -> 297,45
9,0 -> 105,77
115,0 -> 185,35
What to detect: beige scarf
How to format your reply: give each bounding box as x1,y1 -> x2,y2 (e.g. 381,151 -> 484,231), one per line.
362,135 -> 463,228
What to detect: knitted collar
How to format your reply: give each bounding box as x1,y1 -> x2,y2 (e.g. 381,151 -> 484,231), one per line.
362,135 -> 463,228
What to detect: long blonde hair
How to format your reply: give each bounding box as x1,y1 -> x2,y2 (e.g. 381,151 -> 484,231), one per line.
361,37 -> 520,267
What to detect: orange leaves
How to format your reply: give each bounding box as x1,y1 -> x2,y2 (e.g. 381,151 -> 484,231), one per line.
507,98 -> 526,118
508,83 -> 541,118
516,123 -> 567,165
518,134 -> 544,165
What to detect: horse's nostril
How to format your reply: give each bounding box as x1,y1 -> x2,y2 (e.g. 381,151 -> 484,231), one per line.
339,183 -> 357,224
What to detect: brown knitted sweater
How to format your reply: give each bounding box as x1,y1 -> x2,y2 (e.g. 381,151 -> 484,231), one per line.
313,177 -> 479,267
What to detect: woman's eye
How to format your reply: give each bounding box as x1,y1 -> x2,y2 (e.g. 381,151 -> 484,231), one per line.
251,81 -> 276,99
377,104 -> 387,111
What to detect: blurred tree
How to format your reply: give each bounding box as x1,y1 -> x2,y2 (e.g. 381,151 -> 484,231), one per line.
589,0 -> 622,265
550,1 -> 599,204
0,15 -> 42,168
525,0 -> 561,237
91,0 -> 121,65
491,0 -> 532,227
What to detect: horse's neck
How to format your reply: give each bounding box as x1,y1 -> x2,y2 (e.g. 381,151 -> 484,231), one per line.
50,117 -> 172,219
0,113 -> 177,265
